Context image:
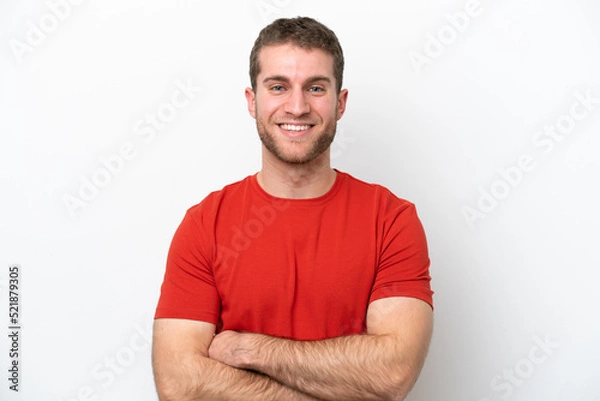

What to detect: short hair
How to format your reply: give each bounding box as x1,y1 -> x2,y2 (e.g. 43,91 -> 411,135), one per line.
249,16 -> 345,94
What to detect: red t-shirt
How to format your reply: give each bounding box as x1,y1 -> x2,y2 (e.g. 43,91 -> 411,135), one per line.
155,169 -> 433,340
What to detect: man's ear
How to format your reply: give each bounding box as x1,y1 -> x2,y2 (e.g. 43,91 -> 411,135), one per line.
245,87 -> 256,119
336,88 -> 349,120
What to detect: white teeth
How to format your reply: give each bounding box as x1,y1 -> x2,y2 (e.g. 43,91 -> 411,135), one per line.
280,124 -> 311,132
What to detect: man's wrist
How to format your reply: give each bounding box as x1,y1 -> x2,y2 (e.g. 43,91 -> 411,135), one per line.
236,332 -> 261,370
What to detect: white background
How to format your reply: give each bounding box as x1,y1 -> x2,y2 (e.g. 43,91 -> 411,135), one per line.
1,0 -> 599,400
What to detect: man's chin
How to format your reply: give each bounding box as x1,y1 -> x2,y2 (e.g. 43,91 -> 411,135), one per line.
270,152 -> 319,165
258,127 -> 334,165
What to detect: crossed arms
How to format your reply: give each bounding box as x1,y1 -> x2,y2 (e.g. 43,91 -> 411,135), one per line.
152,296 -> 433,401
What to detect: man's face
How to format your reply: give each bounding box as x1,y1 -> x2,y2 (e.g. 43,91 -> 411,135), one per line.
246,43 -> 348,164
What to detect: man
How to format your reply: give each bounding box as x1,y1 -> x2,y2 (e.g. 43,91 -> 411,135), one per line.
152,16 -> 433,401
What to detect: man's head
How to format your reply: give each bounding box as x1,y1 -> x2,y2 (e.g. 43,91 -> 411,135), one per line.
246,17 -> 348,166
249,17 -> 345,94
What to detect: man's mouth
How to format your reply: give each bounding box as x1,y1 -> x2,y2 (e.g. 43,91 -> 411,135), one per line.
278,123 -> 313,132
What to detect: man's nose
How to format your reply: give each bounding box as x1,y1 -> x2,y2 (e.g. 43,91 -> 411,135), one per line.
283,89 -> 311,116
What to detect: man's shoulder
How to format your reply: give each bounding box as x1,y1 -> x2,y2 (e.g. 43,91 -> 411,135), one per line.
338,170 -> 415,209
186,174 -> 255,215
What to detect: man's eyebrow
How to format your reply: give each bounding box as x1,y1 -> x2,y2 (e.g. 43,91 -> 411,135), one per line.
305,76 -> 332,85
262,75 -> 332,85
262,75 -> 289,84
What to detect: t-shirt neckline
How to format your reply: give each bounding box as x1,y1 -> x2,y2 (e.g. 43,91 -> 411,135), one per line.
250,168 -> 345,206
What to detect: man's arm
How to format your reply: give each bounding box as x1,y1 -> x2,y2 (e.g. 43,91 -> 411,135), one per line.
152,318 -> 323,401
209,297 -> 433,401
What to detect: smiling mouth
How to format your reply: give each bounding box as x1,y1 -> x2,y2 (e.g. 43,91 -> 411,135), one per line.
278,123 -> 314,132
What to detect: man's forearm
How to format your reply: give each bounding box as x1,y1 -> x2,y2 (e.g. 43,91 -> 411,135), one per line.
211,332 -> 410,401
254,333 -> 407,401
154,352 -> 322,401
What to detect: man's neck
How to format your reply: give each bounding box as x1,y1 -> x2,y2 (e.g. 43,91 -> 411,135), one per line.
257,150 -> 337,199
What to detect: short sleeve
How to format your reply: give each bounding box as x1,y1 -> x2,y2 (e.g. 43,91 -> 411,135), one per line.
370,201 -> 434,309
154,207 -> 221,323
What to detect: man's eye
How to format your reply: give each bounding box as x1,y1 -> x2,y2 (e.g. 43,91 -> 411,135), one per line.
271,85 -> 284,91
309,86 -> 324,92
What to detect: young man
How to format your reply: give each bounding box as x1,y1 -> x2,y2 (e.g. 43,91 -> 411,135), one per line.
152,17 -> 434,401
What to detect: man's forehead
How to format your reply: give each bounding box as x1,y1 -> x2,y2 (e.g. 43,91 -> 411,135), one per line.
257,43 -> 334,74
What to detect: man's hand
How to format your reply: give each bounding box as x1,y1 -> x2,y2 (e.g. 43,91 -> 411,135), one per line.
208,330 -> 252,369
